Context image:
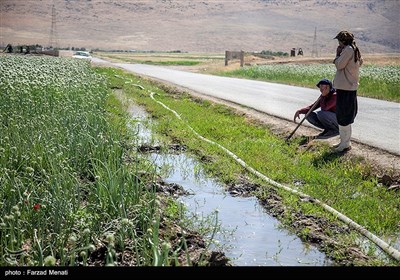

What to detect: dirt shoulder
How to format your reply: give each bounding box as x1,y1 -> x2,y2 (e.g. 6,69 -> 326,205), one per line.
149,75 -> 400,182
211,96 -> 400,179
165,54 -> 400,181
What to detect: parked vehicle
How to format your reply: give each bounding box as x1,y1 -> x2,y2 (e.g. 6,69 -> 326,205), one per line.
72,51 -> 92,61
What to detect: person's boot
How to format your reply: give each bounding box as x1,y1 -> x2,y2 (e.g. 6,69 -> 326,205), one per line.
333,124 -> 351,152
332,125 -> 345,148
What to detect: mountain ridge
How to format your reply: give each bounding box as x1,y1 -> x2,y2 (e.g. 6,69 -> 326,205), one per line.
1,0 -> 399,54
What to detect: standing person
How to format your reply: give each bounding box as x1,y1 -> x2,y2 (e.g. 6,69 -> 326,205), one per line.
332,30 -> 363,152
294,78 -> 338,139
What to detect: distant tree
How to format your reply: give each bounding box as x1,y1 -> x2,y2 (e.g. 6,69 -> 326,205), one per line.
260,50 -> 289,57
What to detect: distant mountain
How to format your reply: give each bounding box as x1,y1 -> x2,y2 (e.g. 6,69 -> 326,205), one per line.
1,0 -> 399,54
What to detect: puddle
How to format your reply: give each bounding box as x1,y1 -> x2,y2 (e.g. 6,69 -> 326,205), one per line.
126,101 -> 333,266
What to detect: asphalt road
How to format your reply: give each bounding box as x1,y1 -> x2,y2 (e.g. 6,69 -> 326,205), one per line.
94,59 -> 400,155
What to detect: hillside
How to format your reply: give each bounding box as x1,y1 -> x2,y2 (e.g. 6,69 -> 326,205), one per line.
1,0 -> 399,54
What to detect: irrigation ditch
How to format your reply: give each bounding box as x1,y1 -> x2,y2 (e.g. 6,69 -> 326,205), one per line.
113,78 -> 400,266
121,91 -> 332,266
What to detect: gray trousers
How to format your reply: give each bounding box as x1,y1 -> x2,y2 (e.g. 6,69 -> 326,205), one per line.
306,110 -> 338,132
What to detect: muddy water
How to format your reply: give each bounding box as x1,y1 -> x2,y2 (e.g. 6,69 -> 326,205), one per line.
127,102 -> 333,266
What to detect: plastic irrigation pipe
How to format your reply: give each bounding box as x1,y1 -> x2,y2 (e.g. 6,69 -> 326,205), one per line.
147,90 -> 400,262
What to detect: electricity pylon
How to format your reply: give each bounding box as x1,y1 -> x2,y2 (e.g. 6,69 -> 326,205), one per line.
311,27 -> 318,57
48,2 -> 59,49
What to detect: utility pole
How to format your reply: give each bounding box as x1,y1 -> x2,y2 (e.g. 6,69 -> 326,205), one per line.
311,27 -> 318,58
48,1 -> 59,49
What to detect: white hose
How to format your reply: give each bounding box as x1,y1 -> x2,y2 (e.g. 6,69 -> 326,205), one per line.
148,91 -> 400,262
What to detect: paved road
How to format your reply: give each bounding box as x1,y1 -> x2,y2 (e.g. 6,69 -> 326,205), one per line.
94,59 -> 400,155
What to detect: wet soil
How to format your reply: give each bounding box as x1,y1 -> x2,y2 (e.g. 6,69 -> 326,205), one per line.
133,141 -> 379,266
84,114 -> 232,266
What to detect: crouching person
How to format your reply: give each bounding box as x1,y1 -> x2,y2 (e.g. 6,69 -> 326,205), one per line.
294,78 -> 339,139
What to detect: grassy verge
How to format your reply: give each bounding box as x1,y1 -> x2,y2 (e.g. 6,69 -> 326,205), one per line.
104,67 -> 400,266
